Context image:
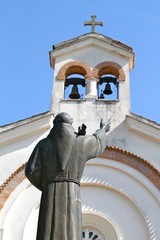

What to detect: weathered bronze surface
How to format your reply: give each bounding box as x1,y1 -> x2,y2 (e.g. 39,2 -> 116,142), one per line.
25,112 -> 110,240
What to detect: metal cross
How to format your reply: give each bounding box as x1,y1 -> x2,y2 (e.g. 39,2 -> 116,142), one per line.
84,15 -> 103,32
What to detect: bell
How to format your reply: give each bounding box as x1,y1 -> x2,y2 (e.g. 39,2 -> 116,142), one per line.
103,83 -> 113,95
99,91 -> 105,99
69,85 -> 80,99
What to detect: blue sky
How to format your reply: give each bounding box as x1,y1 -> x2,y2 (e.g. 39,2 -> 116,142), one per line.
1,0 -> 160,125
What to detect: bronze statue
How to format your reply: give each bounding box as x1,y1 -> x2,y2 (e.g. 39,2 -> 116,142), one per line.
25,112 -> 110,240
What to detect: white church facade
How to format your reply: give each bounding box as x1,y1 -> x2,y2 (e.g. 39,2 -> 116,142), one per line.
0,22 -> 160,240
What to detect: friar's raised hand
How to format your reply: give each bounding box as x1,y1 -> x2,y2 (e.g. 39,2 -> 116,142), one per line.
77,123 -> 87,136
100,119 -> 110,133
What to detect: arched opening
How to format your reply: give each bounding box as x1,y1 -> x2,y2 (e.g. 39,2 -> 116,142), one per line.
92,62 -> 125,81
57,61 -> 91,100
82,211 -> 119,240
64,73 -> 86,100
82,228 -> 104,240
97,74 -> 119,100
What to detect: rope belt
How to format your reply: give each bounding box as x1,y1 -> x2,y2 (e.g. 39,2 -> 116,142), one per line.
54,177 -> 80,186
47,177 -> 80,186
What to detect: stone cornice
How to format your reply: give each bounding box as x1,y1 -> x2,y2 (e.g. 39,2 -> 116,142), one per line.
50,33 -> 135,70
53,32 -> 133,53
126,115 -> 160,143
0,113 -> 53,146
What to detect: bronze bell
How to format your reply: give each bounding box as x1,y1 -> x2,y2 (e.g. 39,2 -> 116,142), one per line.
103,83 -> 113,95
99,91 -> 105,99
69,85 -> 80,99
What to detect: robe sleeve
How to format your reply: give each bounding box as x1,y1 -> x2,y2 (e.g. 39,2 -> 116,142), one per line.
83,128 -> 107,161
25,143 -> 42,191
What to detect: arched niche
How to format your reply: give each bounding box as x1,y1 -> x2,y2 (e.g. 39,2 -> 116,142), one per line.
64,73 -> 86,100
57,61 -> 91,80
57,61 -> 91,100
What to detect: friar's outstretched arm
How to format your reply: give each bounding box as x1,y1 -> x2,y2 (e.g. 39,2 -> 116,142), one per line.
83,119 -> 110,161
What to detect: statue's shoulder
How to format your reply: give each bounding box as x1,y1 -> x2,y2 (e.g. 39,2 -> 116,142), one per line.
36,137 -> 52,149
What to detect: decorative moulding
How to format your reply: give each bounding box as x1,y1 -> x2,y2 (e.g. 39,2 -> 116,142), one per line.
126,116 -> 160,143
0,113 -> 53,147
1,145 -> 160,210
81,177 -> 156,240
82,208 -> 121,240
50,33 -> 135,70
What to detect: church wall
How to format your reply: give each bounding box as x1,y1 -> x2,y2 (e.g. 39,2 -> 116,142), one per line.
108,120 -> 160,170
0,131 -> 49,185
1,158 -> 160,240
81,158 -> 160,239
0,114 -> 52,185
54,45 -> 128,69
56,100 -> 126,134
0,126 -> 160,239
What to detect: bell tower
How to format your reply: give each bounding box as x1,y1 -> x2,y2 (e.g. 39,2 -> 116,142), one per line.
49,17 -> 135,133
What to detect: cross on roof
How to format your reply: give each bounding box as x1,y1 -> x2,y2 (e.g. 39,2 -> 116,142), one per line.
84,15 -> 103,32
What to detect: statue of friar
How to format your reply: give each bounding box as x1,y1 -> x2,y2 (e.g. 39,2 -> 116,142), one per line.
25,112 -> 110,240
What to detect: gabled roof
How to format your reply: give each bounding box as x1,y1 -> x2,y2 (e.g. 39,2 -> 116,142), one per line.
0,111 -> 52,133
49,32 -> 135,69
53,32 -> 133,52
0,112 -> 53,146
127,112 -> 160,143
129,112 -> 160,127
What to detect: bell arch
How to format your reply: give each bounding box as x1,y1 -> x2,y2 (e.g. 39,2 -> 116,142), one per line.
92,62 -> 126,81
57,61 -> 91,80
0,146 -> 160,210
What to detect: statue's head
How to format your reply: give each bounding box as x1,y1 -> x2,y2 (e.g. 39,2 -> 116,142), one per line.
53,112 -> 73,125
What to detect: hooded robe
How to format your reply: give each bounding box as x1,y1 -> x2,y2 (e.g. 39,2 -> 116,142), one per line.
25,122 -> 107,240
